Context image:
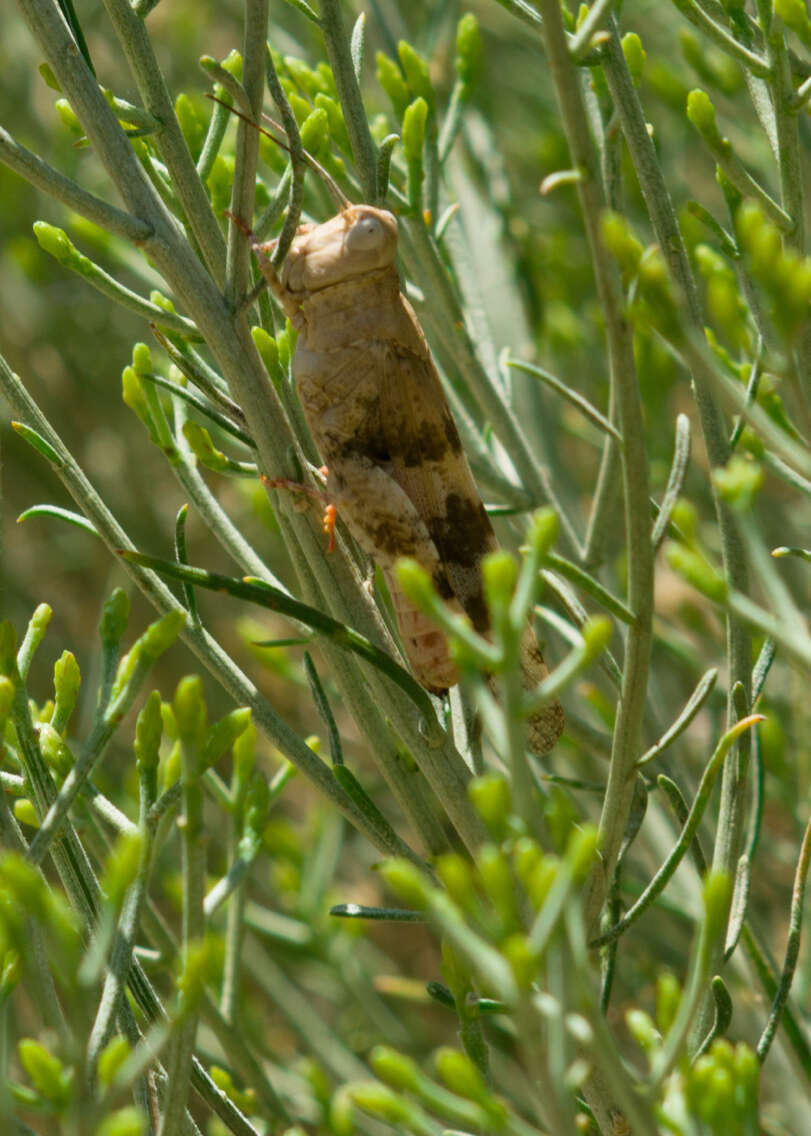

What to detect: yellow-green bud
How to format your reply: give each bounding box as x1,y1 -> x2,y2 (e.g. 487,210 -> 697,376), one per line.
656,971 -> 681,1035
436,852 -> 477,913
183,420 -> 227,471
478,844 -> 518,928
397,41 -> 434,109
712,455 -> 763,511
221,49 -> 242,79
277,320 -> 297,370
348,1083 -> 412,1124
18,1038 -> 73,1108
33,222 -> 76,265
622,33 -> 646,87
502,932 -> 539,990
625,1008 -> 661,1054
202,707 -> 251,770
122,367 -> 158,442
97,1036 -> 131,1088
38,723 -> 74,778
314,94 -> 352,153
135,690 -> 163,775
582,616 -> 612,663
102,832 -> 143,908
686,89 -> 722,144
175,93 -> 205,157
434,1046 -> 487,1102
665,543 -> 728,603
527,508 -> 558,560
402,97 -> 428,164
138,612 -> 186,667
330,1086 -> 356,1136
232,719 -> 257,786
526,855 -> 559,910
14,799 -> 39,828
378,858 -> 430,909
300,108 -> 329,155
482,550 -> 517,613
455,14 -> 483,92
775,0 -> 811,50
511,835 -> 542,886
99,588 -> 130,649
468,773 -> 512,840
601,212 -> 643,276
96,1106 -> 146,1136
703,870 -> 733,943
376,52 -> 410,118
566,825 -> 599,881
52,651 -> 81,730
284,56 -> 327,100
0,675 -> 14,721
394,558 -> 435,610
55,99 -> 82,134
369,1046 -> 420,1092
172,675 -> 206,744
132,343 -> 152,375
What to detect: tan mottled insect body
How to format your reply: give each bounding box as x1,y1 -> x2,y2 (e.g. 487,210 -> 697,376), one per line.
256,204 -> 563,754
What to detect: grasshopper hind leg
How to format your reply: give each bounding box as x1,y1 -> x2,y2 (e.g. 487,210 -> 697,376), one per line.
518,629 -> 565,754
382,566 -> 459,692
326,453 -> 461,691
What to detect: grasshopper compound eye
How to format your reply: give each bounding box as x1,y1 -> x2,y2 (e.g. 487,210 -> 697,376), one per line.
346,213 -> 386,250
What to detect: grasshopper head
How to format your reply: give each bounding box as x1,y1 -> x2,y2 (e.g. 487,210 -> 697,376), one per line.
282,205 -> 398,294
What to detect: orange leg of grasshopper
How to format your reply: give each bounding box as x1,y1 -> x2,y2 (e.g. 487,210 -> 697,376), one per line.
322,504 -> 337,553
317,467 -> 337,551
261,469 -> 338,552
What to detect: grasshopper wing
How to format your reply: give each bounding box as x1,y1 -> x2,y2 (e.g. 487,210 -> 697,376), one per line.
380,337 -> 497,635
380,326 -> 564,754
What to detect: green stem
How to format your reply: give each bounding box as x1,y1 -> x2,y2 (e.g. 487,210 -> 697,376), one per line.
196,85 -> 232,183
263,50 -> 307,267
0,126 -> 151,242
537,1 -> 654,941
168,359 -> 289,593
86,763 -> 156,1071
599,21 -> 752,1030
99,0 -> 227,283
544,553 -> 634,623
741,921 -> 811,1080
318,0 -> 378,201
161,706 -> 207,1135
697,132 -> 794,233
756,818 -> 811,1061
591,716 -> 760,949
224,0 -> 266,309
669,0 -> 772,77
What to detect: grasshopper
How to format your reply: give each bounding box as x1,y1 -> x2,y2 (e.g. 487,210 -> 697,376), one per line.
229,114 -> 563,752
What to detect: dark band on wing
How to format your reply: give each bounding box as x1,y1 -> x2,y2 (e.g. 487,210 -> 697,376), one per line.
430,492 -> 496,631
432,493 -> 494,569
398,403 -> 463,468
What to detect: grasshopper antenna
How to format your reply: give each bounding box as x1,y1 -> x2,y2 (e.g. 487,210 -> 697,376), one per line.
206,94 -> 351,211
